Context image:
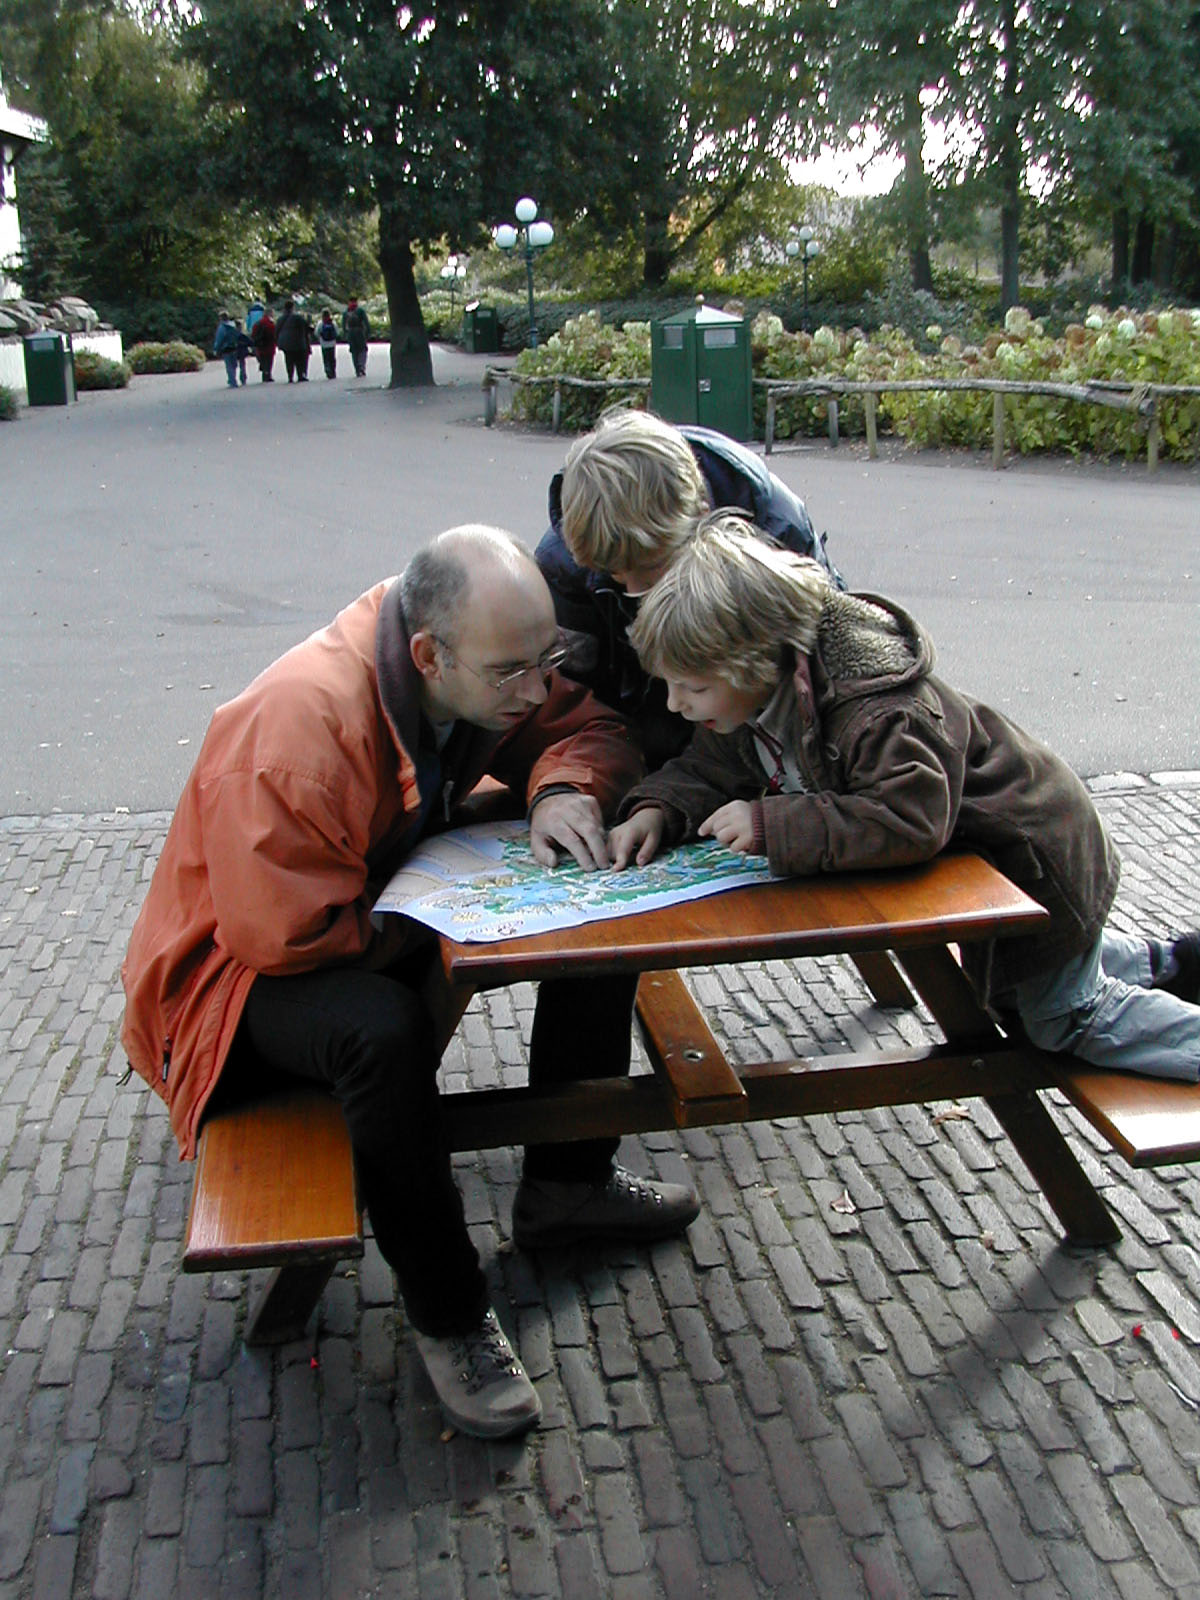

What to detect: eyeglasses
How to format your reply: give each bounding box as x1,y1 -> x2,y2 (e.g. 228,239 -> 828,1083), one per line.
434,634 -> 571,691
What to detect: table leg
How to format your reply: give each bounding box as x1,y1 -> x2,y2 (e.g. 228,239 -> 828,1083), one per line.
422,961 -> 477,1056
893,945 -> 1120,1245
850,951 -> 917,1009
245,1262 -> 338,1345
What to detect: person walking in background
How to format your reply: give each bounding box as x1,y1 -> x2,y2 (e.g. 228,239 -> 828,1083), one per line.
275,299 -> 312,383
212,311 -> 240,388
316,308 -> 338,379
343,296 -> 370,376
234,320 -> 253,387
246,299 -> 265,335
250,305 -> 276,381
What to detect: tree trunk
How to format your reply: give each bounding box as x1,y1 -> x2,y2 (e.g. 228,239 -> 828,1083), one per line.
378,191 -> 433,388
642,209 -> 672,290
1153,221 -> 1177,289
1132,217 -> 1155,285
996,0 -> 1022,314
1111,208 -> 1129,291
999,198 -> 1020,311
900,91 -> 933,293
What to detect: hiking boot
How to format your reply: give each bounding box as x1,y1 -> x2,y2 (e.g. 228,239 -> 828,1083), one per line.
512,1165 -> 700,1250
412,1307 -> 541,1439
1153,931 -> 1200,1004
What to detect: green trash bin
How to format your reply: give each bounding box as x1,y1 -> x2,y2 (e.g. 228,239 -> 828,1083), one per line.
23,330 -> 77,406
651,304 -> 751,441
462,302 -> 500,354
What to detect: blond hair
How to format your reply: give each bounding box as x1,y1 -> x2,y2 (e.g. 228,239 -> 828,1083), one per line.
560,409 -> 709,572
629,511 -> 830,692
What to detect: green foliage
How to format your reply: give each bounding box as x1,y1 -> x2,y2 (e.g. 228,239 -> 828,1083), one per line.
583,0 -> 823,287
0,385 -> 19,422
126,341 -> 206,374
92,298 -> 220,351
72,349 -> 132,390
9,145 -> 83,302
862,262 -> 984,347
19,13 -> 253,301
508,312 -> 652,430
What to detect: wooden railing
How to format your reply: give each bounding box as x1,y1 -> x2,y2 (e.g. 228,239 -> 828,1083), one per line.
759,377 -> 1200,471
482,366 -> 648,430
482,365 -> 1200,471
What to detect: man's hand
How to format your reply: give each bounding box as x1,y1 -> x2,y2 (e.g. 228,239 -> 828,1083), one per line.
698,800 -> 759,855
609,808 -> 666,870
530,791 -> 611,871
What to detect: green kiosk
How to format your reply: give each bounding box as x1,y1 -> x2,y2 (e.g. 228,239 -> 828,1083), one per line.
650,302 -> 752,442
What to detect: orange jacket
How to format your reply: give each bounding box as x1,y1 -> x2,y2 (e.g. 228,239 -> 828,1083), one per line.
121,579 -> 642,1157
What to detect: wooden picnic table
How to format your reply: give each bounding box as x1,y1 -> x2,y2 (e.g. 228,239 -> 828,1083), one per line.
189,851 -> 1200,1343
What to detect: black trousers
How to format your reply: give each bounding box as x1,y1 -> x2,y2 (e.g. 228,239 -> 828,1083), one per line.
227,961 -> 637,1336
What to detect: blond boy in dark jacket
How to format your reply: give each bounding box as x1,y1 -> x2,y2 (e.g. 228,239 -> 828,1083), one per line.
611,513 -> 1200,1083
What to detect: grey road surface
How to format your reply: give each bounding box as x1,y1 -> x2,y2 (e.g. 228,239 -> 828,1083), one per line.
2,344 -> 1197,815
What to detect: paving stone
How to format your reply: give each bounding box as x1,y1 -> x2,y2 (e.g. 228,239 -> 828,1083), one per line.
6,792 -> 1200,1595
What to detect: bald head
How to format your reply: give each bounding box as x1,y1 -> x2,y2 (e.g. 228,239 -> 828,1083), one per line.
401,524 -> 545,649
403,524 -> 560,729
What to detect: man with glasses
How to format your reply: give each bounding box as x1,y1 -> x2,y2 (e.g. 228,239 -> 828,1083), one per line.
122,525 -> 700,1440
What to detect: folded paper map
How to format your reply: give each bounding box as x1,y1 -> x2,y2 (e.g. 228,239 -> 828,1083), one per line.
372,819 -> 773,943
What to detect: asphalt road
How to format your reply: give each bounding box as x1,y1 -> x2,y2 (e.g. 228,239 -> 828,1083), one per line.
2,343 -> 1197,815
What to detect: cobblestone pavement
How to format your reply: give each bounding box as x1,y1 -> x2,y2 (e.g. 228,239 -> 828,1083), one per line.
2,777 -> 1200,1599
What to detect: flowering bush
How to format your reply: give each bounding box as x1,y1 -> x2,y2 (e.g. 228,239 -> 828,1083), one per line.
73,350 -> 132,390
509,311 -> 651,430
0,384 -> 17,421
127,341 -> 206,374
763,305 -> 1200,461
498,303 -> 1200,462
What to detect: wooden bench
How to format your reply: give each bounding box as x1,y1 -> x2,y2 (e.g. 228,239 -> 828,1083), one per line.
1050,1065 -> 1200,1168
184,854 -> 1200,1344
184,1088 -> 363,1344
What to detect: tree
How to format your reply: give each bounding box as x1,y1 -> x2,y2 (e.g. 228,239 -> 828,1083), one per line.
1065,0 -> 1200,295
577,0 -> 826,289
949,0 -> 1099,312
191,0 -> 612,386
2,3 -> 277,302
825,0 -> 959,292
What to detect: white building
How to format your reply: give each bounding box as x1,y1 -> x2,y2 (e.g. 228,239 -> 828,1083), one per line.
1,81 -> 49,299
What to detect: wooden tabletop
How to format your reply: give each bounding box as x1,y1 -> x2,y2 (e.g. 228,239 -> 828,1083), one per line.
439,852 -> 1048,988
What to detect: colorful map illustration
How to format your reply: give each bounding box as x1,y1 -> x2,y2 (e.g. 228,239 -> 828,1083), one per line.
372,820 -> 773,942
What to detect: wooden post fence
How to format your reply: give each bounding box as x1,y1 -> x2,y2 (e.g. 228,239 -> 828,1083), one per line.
757,376 -> 1197,472
483,365 -> 1199,471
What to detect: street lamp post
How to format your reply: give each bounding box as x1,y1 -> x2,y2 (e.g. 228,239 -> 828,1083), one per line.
786,226 -> 819,330
494,197 -> 554,349
440,253 -> 466,319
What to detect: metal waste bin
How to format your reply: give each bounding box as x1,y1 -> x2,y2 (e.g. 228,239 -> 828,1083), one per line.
23,330 -> 76,406
462,302 -> 500,354
651,304 -> 751,440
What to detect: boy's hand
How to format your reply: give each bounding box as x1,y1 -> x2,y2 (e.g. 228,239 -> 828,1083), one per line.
609,809 -> 666,869
530,792 -> 611,871
698,801 -> 759,855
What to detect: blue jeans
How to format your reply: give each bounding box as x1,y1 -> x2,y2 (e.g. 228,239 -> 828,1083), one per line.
221,353 -> 239,387
996,929 -> 1200,1082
